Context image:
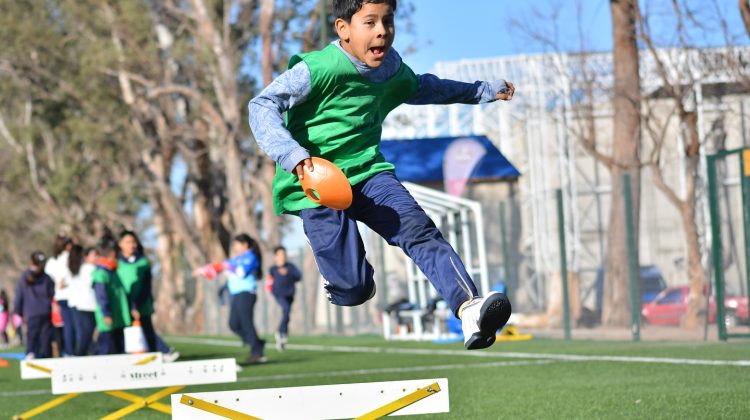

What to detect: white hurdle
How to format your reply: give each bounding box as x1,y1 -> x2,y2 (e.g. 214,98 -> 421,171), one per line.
15,355 -> 237,420
171,378 -> 449,420
51,358 -> 236,394
20,352 -> 163,379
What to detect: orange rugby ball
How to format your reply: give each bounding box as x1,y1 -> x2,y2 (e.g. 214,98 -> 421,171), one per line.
300,157 -> 353,210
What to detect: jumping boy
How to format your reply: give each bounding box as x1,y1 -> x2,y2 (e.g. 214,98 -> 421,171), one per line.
249,0 -> 514,349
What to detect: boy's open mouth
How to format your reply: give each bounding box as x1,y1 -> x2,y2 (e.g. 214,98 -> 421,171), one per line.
369,46 -> 386,58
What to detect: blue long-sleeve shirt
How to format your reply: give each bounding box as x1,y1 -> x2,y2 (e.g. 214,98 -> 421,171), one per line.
248,41 -> 508,172
93,283 -> 111,317
224,250 -> 260,295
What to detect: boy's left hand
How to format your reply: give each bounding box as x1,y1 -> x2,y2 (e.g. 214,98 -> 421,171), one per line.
496,81 -> 515,101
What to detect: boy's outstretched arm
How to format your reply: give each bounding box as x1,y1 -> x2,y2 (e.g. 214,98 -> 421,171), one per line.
248,62 -> 313,176
406,73 -> 514,106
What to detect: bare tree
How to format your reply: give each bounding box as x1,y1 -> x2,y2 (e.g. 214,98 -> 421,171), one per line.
510,1 -> 642,326
602,0 -> 642,327
629,1 -> 750,327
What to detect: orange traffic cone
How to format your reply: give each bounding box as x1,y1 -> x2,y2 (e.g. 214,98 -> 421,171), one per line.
300,157 -> 353,210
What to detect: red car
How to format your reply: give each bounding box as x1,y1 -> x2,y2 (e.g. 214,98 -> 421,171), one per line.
640,286 -> 749,326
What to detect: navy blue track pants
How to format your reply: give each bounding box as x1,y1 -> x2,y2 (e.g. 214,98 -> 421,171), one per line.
300,171 -> 478,315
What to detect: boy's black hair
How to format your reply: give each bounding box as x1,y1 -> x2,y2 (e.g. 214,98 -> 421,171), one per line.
274,245 -> 286,253
234,233 -> 263,278
98,235 -> 118,258
333,0 -> 397,22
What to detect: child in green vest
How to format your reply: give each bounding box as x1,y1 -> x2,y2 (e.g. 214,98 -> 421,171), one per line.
92,237 -> 131,354
249,0 -> 514,349
117,230 -> 179,361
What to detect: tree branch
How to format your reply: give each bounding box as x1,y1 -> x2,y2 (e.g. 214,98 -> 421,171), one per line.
648,161 -> 684,209
0,112 -> 23,153
147,85 -> 228,136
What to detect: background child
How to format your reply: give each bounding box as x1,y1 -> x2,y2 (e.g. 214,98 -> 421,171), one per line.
67,245 -> 98,355
0,289 -> 9,347
117,230 -> 179,361
14,251 -> 54,359
249,0 -> 513,349
194,234 -> 266,363
45,235 -> 76,356
92,237 -> 131,354
267,246 -> 301,351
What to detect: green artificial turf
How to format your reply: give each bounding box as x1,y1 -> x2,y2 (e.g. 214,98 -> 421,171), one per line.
2,335 -> 749,419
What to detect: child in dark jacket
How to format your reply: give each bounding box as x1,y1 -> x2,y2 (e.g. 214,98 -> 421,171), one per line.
14,251 -> 54,358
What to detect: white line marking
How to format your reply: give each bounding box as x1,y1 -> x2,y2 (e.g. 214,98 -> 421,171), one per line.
237,359 -> 555,383
169,337 -> 750,367
0,389 -> 50,397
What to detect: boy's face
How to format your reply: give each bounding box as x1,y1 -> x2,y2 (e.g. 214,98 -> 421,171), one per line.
335,2 -> 395,68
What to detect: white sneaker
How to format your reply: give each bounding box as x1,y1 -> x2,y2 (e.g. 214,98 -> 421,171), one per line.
275,333 -> 286,352
163,349 -> 180,363
460,292 -> 512,350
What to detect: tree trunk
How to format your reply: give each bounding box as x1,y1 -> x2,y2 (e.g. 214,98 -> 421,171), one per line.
681,181 -> 705,328
260,0 -> 275,87
603,0 -> 642,326
258,0 -> 282,252
680,113 -> 706,328
225,136 -> 257,237
150,192 -> 188,333
741,0 -> 750,37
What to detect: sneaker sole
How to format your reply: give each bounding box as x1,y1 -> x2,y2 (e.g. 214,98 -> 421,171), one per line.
465,292 -> 512,350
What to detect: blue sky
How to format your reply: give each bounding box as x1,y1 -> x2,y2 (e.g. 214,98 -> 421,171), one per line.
395,0 -> 613,73
395,0 -> 747,74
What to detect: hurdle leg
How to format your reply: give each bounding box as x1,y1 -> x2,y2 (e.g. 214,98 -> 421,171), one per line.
13,393 -> 81,420
101,386 -> 184,420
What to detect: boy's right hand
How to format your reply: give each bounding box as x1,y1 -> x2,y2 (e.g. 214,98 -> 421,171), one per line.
295,158 -> 314,180
496,81 -> 515,101
104,316 -> 112,326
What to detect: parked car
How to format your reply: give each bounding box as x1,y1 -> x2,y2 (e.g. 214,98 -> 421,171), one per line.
595,265 -> 667,314
640,285 -> 749,326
